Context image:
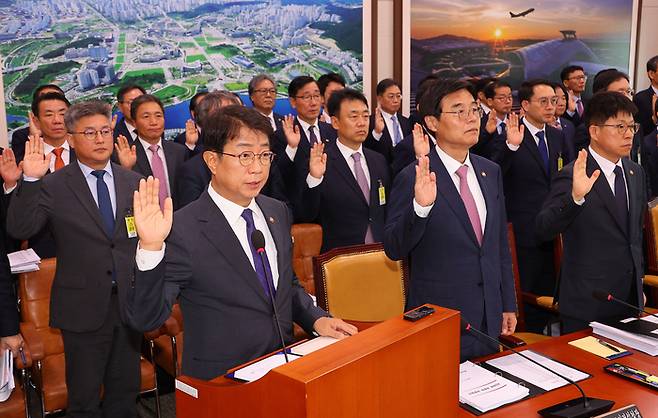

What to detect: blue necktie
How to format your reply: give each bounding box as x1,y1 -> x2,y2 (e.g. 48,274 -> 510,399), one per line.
536,131 -> 549,175
91,170 -> 115,237
498,121 -> 506,136
391,115 -> 402,145
241,208 -> 275,297
613,165 -> 628,234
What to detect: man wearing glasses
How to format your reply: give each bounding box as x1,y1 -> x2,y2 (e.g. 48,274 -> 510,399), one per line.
473,79 -> 513,159
248,74 -> 283,133
8,101 -> 144,417
536,92 -> 646,333
127,105 -> 356,380
365,78 -> 411,164
385,80 -> 517,361
561,65 -> 588,127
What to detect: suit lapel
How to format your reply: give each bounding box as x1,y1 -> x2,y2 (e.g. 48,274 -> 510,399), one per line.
365,150 -> 383,216
294,118 -> 311,158
134,140 -> 153,176
328,144 -> 368,206
623,159 -> 639,237
65,163 -> 110,238
546,127 -> 562,177
587,155 -> 627,236
111,164 -> 134,238
162,141 -> 177,183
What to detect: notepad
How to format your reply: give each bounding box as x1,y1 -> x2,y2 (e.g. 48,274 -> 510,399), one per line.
569,336 -> 631,360
459,361 -> 529,413
290,336 -> 338,356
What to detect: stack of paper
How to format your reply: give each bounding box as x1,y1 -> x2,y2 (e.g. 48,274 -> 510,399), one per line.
0,349 -> 15,402
459,361 -> 529,413
8,249 -> 40,274
233,353 -> 300,382
591,317 -> 658,356
290,336 -> 338,356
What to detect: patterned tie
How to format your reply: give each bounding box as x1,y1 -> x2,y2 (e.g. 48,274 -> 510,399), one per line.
613,166 -> 628,234
576,98 -> 584,117
241,208 -> 275,297
90,170 -> 115,237
148,144 -> 168,210
536,131 -> 549,175
308,125 -> 319,146
352,152 -> 374,243
498,121 -> 506,136
391,115 -> 402,146
455,165 -> 483,245
52,147 -> 65,171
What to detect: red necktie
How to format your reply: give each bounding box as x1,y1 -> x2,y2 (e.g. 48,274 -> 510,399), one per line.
52,148 -> 65,171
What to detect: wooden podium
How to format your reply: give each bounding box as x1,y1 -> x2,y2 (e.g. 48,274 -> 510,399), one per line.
174,305 -> 460,418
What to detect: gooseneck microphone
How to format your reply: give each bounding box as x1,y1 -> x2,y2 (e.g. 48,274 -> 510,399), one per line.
461,319 -> 613,418
592,290 -> 655,317
251,229 -> 289,363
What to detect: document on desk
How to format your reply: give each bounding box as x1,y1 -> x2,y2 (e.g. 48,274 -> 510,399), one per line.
591,319 -> 658,356
233,353 -> 300,382
0,348 -> 15,402
485,350 -> 589,391
290,336 -> 338,356
459,361 -> 529,413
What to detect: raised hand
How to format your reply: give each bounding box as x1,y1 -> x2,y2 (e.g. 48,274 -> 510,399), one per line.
414,155 -> 436,207
505,112 -> 525,146
373,107 -> 385,134
572,149 -> 600,202
185,119 -> 199,147
485,108 -> 498,134
114,135 -> 137,169
308,142 -> 327,179
28,111 -> 42,138
412,123 -> 430,158
133,176 -> 173,251
282,114 -> 301,148
567,90 -> 577,114
652,94 -> 657,124
0,148 -> 23,188
111,114 -> 118,131
22,136 -> 51,179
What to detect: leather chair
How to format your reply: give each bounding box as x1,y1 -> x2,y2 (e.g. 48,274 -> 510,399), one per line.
18,258 -> 161,416
641,199 -> 658,313
0,328 -> 36,418
291,223 -> 323,295
312,243 -> 408,329
147,304 -> 183,378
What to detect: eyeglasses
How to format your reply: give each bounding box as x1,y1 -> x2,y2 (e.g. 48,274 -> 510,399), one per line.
532,96 -> 559,107
217,150 -> 275,166
568,75 -> 587,81
254,88 -> 276,96
598,122 -> 640,135
616,88 -> 634,97
70,127 -> 113,140
494,95 -> 513,102
439,105 -> 483,120
384,94 -> 402,100
295,94 -> 322,102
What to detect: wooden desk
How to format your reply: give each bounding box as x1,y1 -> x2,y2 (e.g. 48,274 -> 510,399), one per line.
459,331 -> 658,417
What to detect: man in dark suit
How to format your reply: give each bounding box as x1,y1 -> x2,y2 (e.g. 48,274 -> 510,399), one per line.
299,89 -> 391,252
114,95 -> 188,210
8,101 -> 144,417
536,92 -> 646,333
641,99 -> 658,199
554,83 -> 577,163
384,80 -> 517,361
489,80 -> 568,333
561,65 -> 588,127
473,80 -> 513,159
318,72 -> 346,124
0,177 -> 21,359
364,79 -> 411,164
249,74 -> 285,132
173,90 -> 208,156
112,84 -> 146,143
633,55 -> 658,136
125,105 -> 356,380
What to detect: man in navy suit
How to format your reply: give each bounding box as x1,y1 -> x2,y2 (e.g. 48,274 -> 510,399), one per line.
173,90 -> 208,156
113,84 -> 146,143
473,80 -> 513,159
126,105 -> 356,380
634,55 -> 658,136
249,74 -> 284,133
299,89 -> 391,252
561,65 -> 588,127
641,100 -> 658,198
553,83 -> 577,163
384,80 -> 516,361
318,72 -> 346,124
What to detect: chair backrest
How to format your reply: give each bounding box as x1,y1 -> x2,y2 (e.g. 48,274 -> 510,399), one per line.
291,223 -> 323,295
312,243 -> 407,322
506,223 -> 528,332
18,258 -> 63,356
645,199 -> 658,271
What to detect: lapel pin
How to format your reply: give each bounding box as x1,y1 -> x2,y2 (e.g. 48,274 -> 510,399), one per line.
481,171 -> 486,177
268,216 -> 275,224
629,169 -> 634,176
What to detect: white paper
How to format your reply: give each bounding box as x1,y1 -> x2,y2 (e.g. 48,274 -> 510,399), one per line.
459,361 -> 529,413
175,379 -> 198,398
290,336 -> 339,356
10,263 -> 40,274
485,350 -> 588,391
233,353 -> 300,382
0,349 -> 15,402
591,321 -> 658,356
7,249 -> 40,268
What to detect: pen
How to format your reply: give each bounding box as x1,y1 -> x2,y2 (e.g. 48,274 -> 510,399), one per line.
19,346 -> 27,366
597,339 -> 622,353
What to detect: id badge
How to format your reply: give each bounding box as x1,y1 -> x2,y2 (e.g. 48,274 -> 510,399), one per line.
557,154 -> 564,171
125,211 -> 137,238
378,180 -> 386,205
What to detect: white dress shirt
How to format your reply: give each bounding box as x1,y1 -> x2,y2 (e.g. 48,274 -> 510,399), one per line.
77,160 -> 117,216
586,146 -> 628,208
285,117 -> 320,161
371,109 -> 404,145
480,102 -> 491,115
307,140 -> 370,188
43,140 -> 71,173
138,137 -> 171,196
496,115 -> 509,135
125,120 -> 138,142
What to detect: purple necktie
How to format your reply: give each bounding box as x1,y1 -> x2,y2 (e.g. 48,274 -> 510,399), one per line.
308,125 -> 319,145
352,152 -> 374,243
241,208 -> 275,297
456,165 -> 483,245
148,144 -> 168,210
576,98 -> 584,117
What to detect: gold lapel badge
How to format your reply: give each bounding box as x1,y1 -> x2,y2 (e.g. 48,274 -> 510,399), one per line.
268,216 -> 275,224
629,169 -> 634,176
481,171 -> 487,177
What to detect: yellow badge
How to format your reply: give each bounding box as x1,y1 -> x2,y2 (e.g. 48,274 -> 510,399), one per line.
557,154 -> 563,171
125,214 -> 137,238
378,180 -> 386,206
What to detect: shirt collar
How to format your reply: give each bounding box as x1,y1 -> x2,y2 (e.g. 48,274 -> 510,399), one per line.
335,139 -> 364,162
480,103 -> 491,114
207,183 -> 259,226
434,144 -> 472,176
652,85 -> 658,96
125,120 -> 137,134
588,146 -> 622,178
380,109 -> 395,121
522,117 -> 545,138
43,139 -> 70,154
139,137 -> 163,152
297,117 -> 318,135
78,159 -> 113,178
497,115 -> 508,126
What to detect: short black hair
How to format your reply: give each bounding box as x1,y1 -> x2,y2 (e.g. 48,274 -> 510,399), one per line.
33,84 -> 64,102
317,73 -> 346,96
483,80 -> 512,99
190,91 -> 208,114
117,84 -> 147,102
32,92 -> 70,117
201,105 -> 273,154
592,69 -> 629,94
553,82 -> 569,98
647,55 -> 658,73
584,91 -> 637,127
418,80 -> 475,120
130,94 -> 164,121
415,74 -> 441,106
376,78 -> 401,96
518,79 -> 553,103
560,65 -> 585,82
326,88 -> 368,117
474,77 -> 495,94
288,76 -> 318,98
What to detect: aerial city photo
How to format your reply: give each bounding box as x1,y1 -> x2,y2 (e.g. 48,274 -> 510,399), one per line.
0,0 -> 363,136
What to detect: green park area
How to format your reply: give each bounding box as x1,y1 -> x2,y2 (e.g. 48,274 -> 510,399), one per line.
194,36 -> 209,48
183,75 -> 214,85
250,49 -> 275,67
224,82 -> 248,91
179,41 -> 195,48
153,85 -> 192,104
206,44 -> 241,58
13,61 -> 80,101
185,54 -> 208,63
118,33 -> 127,55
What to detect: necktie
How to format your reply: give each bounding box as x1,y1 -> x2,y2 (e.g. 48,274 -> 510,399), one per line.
536,131 -> 549,175
91,170 -> 115,237
308,125 -> 319,146
148,144 -> 168,210
241,208 -> 275,297
498,121 -> 506,136
52,147 -> 65,171
455,165 -> 483,245
554,120 -> 563,130
351,152 -> 374,243
576,99 -> 584,117
391,115 -> 402,146
613,165 -> 628,234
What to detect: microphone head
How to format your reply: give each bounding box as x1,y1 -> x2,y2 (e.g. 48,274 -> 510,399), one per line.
592,290 -> 613,302
251,229 -> 266,252
459,317 -> 471,331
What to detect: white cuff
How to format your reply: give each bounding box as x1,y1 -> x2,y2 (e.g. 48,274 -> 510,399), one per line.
22,175 -> 40,182
371,129 -> 383,141
413,199 -> 434,218
573,196 -> 585,206
185,142 -> 196,150
285,145 -> 297,161
506,142 -> 520,151
136,242 -> 166,271
306,173 -> 323,188
3,184 -> 17,194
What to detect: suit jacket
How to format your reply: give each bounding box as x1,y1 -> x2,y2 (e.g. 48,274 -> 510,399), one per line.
132,139 -> 188,210
11,127 -> 29,163
384,150 -> 516,355
173,131 -> 203,158
0,177 -> 17,337
473,115 -> 508,159
633,87 -> 657,136
125,193 -> 327,380
113,117 -> 134,142
298,143 -> 391,252
641,128 -> 658,199
490,124 -> 567,247
535,155 -> 646,322
7,162 -> 143,332
558,117 -> 577,163
363,113 -> 411,164
562,97 -> 588,127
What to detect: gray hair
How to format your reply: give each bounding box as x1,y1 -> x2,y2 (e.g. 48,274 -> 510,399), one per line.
195,90 -> 242,128
64,100 -> 111,132
248,74 -> 276,96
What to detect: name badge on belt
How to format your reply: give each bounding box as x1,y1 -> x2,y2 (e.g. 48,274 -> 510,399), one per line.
125,210 -> 137,238
378,180 -> 386,205
557,153 -> 564,171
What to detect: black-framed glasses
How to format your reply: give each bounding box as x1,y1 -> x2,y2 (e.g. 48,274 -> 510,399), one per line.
598,122 -> 640,135
254,88 -> 277,96
217,150 -> 276,166
70,127 -> 113,140
438,105 -> 483,120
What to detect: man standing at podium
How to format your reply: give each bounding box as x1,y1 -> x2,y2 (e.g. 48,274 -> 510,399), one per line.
384,80 -> 517,361
126,105 -> 356,380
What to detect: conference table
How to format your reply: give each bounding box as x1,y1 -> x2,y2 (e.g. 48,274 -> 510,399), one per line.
459,330 -> 658,417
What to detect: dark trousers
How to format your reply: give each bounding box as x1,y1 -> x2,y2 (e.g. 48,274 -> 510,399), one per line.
61,294 -> 141,418
517,244 -> 556,333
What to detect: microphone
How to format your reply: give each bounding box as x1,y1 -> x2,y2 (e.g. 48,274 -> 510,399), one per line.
251,229 -> 289,363
592,290 -> 655,317
461,319 -> 613,418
